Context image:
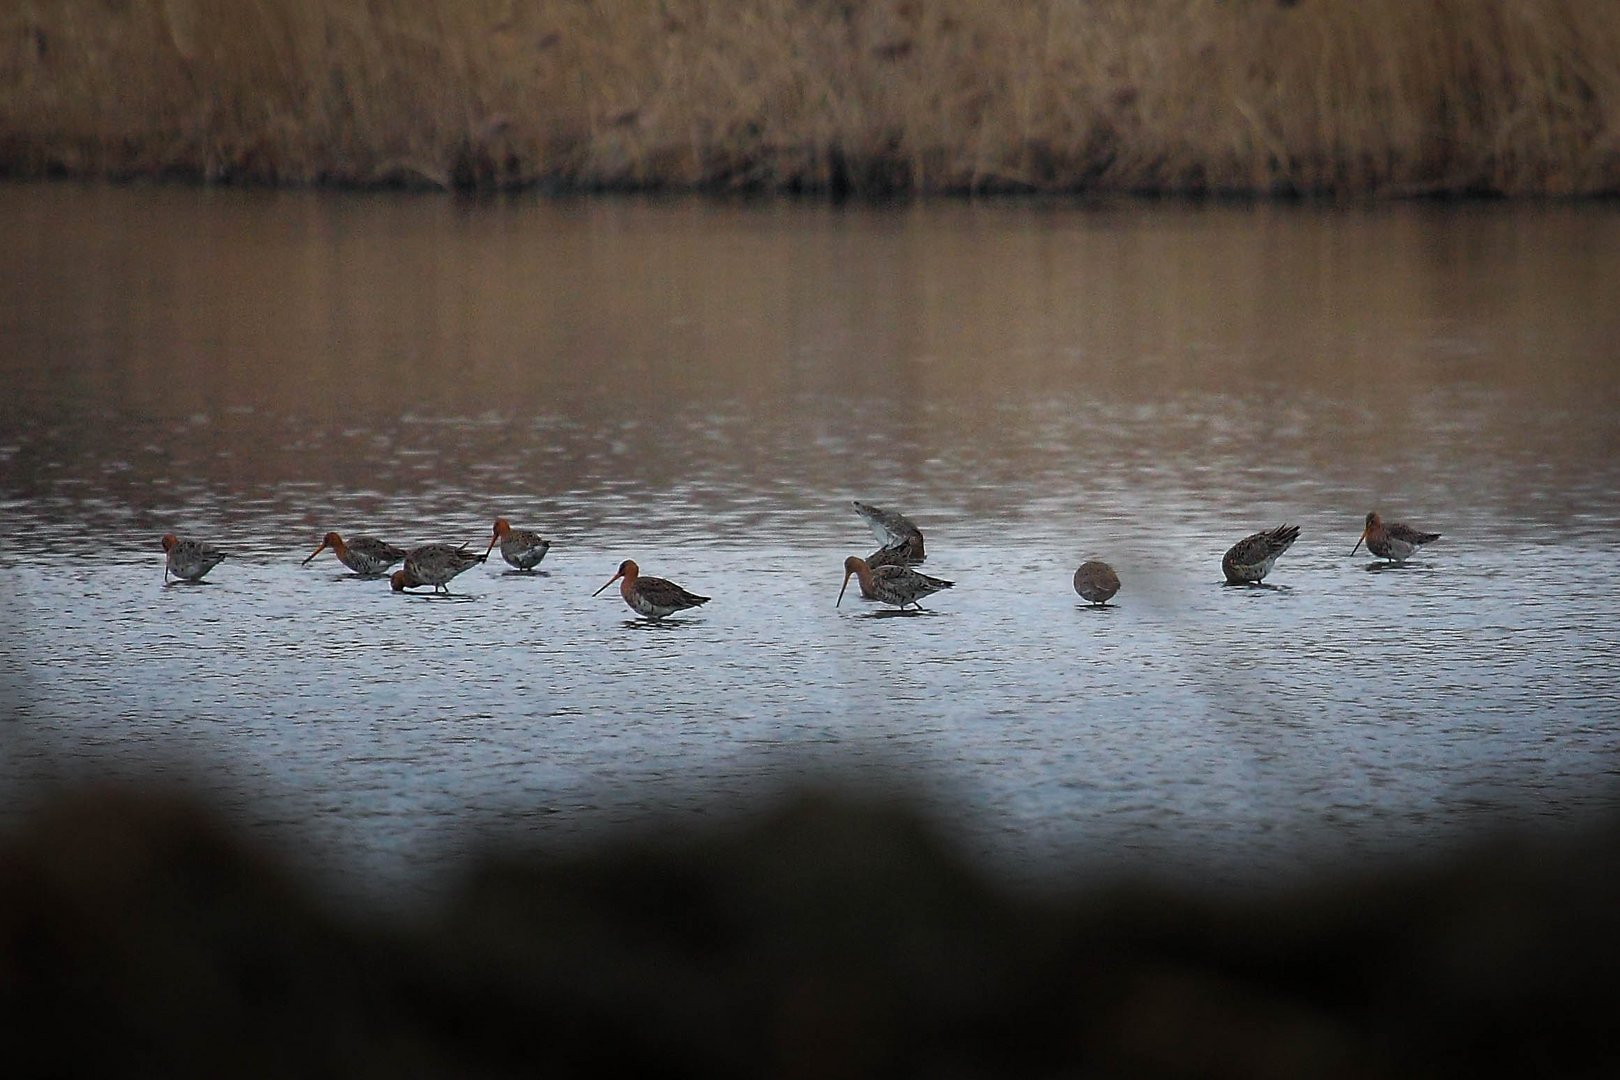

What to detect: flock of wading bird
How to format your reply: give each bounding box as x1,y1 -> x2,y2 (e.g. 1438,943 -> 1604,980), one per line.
159,502 -> 1442,619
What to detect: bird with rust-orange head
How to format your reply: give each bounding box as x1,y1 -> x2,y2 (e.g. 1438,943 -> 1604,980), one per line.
302,531 -> 406,576
593,559 -> 709,619
837,554 -> 953,611
483,517 -> 551,571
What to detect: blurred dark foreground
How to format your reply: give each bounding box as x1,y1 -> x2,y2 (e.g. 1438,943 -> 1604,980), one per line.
2,779 -> 1617,1079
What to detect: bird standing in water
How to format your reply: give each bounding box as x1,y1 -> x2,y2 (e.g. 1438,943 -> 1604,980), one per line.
837,555 -> 953,611
390,543 -> 486,593
851,543 -> 919,598
593,560 -> 710,620
484,518 -> 552,571
1352,512 -> 1440,563
301,532 -> 406,576
161,534 -> 227,582
1221,524 -> 1300,585
1073,560 -> 1121,605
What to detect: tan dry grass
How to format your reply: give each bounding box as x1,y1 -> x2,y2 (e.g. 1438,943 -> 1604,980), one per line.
3,0 -> 1619,195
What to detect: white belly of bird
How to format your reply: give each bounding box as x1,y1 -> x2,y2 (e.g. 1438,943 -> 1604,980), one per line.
629,591 -> 677,618
341,550 -> 393,575
1372,536 -> 1415,561
501,536 -> 549,569
1246,554 -> 1279,580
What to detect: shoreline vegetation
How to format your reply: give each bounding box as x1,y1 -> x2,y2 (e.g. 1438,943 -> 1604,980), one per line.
4,1 -> 1620,198
4,776 -> 1619,1075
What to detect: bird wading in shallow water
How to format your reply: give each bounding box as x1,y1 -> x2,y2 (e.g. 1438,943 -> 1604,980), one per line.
852,500 -> 926,563
301,532 -> 406,576
1353,512 -> 1440,563
593,560 -> 710,620
161,534 -> 227,582
851,543 -> 919,597
837,555 -> 953,611
390,544 -> 486,593
1073,560 -> 1121,605
1221,524 -> 1300,585
483,518 -> 551,571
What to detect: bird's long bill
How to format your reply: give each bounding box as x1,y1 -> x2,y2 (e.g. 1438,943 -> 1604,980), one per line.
836,571 -> 852,607
1350,528 -> 1367,556
482,536 -> 499,560
300,542 -> 328,565
592,571 -> 623,597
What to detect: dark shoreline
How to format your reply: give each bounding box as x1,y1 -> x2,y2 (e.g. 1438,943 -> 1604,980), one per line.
3,773 -> 1617,1077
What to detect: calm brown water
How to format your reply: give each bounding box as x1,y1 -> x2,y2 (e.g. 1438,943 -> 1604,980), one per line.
3,183 -> 1618,902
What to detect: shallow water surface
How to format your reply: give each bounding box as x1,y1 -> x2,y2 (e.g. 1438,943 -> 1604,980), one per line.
3,184 -> 1619,902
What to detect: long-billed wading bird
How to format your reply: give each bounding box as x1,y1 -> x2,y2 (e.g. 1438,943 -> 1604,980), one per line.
161,534 -> 227,583
837,555 -> 953,611
851,543 -> 918,597
301,532 -> 406,576
593,560 -> 710,620
1221,524 -> 1301,585
484,517 -> 551,571
390,543 -> 486,593
852,500 -> 926,563
1352,511 -> 1440,563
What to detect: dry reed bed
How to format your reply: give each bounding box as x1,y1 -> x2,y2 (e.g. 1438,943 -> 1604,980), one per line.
4,0 -> 1620,196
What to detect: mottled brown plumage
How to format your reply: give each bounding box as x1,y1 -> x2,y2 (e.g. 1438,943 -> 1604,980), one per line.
854,543 -> 918,597
593,560 -> 709,619
1222,524 -> 1300,585
1353,512 -> 1440,563
852,501 -> 926,563
302,532 -> 406,576
161,534 -> 227,582
390,543 -> 486,593
484,518 -> 551,570
837,555 -> 953,611
1073,560 -> 1121,605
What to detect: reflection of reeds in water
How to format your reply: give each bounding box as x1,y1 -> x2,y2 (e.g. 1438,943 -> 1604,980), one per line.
3,0 -> 1619,196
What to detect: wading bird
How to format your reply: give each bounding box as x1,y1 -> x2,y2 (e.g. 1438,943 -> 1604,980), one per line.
301,532 -> 406,576
390,543 -> 486,593
1352,512 -> 1440,563
484,518 -> 551,571
161,534 -> 228,583
837,555 -> 953,611
1073,560 -> 1121,605
1222,524 -> 1300,585
848,543 -> 921,598
593,560 -> 710,620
